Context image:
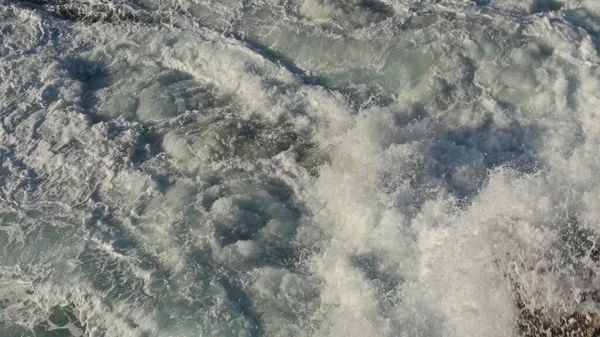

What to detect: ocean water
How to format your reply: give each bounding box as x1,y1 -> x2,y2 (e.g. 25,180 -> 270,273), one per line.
1,0 -> 600,336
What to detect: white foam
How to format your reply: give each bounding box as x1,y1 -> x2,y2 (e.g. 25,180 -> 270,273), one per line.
299,0 -> 391,28
2,0 -> 600,336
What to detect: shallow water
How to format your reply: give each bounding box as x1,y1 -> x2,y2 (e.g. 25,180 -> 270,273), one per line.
1,0 -> 600,336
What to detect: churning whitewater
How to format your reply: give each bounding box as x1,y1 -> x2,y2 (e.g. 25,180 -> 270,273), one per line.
1,0 -> 600,336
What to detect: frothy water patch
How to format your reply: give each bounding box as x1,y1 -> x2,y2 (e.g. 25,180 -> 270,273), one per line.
299,0 -> 393,28
2,0 -> 600,336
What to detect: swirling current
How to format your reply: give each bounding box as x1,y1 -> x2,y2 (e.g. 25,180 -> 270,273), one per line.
1,0 -> 600,336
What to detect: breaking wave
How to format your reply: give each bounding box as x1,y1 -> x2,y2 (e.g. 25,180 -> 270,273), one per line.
1,0 -> 600,336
